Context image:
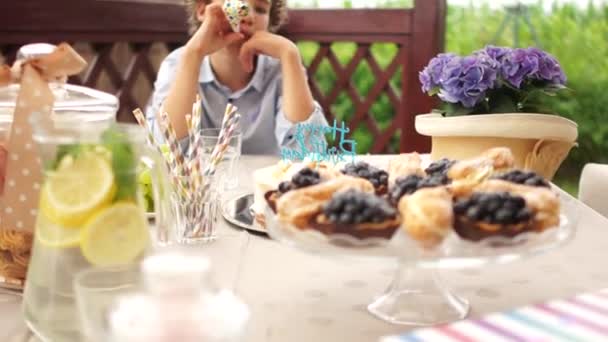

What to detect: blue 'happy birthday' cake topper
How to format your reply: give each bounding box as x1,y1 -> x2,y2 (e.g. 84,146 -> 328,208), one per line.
280,119 -> 357,165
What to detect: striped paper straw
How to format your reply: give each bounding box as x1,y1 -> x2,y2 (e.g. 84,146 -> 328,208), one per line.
132,108 -> 177,175
212,108 -> 239,152
159,112 -> 191,197
198,104 -> 238,177
132,108 -> 157,147
221,102 -> 237,129
204,114 -> 241,177
187,95 -> 203,160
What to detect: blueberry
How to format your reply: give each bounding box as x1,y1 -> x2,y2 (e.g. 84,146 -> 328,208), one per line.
384,206 -> 396,217
344,203 -> 357,214
339,213 -> 352,224
300,168 -> 313,176
485,199 -> 501,212
466,207 -> 483,220
453,200 -> 468,214
290,168 -> 322,189
278,181 -> 292,193
357,169 -> 370,178
362,207 -> 374,220
516,208 -> 532,221
495,208 -> 513,224
326,200 -> 342,213
511,197 -> 526,209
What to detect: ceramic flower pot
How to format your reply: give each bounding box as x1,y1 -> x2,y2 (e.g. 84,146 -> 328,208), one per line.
415,113 -> 578,180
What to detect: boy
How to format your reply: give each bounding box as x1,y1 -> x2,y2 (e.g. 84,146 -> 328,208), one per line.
146,0 -> 327,155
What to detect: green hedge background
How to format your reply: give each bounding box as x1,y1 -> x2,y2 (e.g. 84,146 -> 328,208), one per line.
296,1 -> 608,195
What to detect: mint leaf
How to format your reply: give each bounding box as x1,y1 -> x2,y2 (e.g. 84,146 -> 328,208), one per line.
102,127 -> 137,202
48,144 -> 82,170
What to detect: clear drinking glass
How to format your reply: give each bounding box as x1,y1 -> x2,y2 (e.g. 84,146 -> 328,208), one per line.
104,252 -> 250,342
172,178 -> 221,245
74,265 -> 141,342
200,128 -> 242,191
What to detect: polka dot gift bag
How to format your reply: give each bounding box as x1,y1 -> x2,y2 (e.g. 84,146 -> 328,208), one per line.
0,43 -> 118,289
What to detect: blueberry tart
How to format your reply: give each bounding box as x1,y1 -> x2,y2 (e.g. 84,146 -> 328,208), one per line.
265,166 -> 341,213
275,176 -> 375,229
452,179 -> 560,241
387,154 -> 453,205
311,189 -> 401,239
452,192 -> 534,241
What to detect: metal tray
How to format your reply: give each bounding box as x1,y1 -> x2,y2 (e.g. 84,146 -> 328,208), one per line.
222,193 -> 267,234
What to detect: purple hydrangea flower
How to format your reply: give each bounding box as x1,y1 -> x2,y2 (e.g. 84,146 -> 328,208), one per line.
529,48 -> 567,85
477,45 -> 511,63
437,55 -> 499,108
501,47 -> 567,88
419,53 -> 456,93
501,48 -> 541,88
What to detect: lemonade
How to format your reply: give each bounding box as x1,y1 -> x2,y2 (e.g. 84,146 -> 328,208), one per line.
23,126 -> 151,341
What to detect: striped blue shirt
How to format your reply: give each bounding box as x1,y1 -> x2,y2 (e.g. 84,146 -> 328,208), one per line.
145,47 -> 327,155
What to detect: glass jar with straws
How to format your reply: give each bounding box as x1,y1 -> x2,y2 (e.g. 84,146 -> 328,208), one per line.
133,97 -> 242,244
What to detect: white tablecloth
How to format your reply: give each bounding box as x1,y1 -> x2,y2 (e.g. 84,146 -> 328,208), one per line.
3,155 -> 608,342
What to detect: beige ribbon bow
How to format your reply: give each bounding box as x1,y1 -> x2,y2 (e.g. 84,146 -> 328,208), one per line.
0,43 -> 86,284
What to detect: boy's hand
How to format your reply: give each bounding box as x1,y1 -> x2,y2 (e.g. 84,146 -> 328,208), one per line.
239,31 -> 299,72
186,3 -> 245,58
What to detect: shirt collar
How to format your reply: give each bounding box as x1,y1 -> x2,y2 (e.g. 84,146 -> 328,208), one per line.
199,55 -> 266,93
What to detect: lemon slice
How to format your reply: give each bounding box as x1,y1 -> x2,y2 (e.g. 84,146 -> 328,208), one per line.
35,213 -> 81,248
40,152 -> 116,227
80,202 -> 149,266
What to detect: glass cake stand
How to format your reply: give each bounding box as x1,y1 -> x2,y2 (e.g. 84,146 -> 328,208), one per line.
265,193 -> 579,326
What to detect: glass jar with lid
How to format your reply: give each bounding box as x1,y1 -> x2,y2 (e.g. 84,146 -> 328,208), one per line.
0,43 -> 119,290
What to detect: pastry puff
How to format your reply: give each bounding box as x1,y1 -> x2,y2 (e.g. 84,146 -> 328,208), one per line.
387,152 -> 425,185
448,147 -> 515,193
316,165 -> 344,181
472,179 -> 560,232
398,187 -> 454,248
265,163 -> 344,213
276,176 -> 375,229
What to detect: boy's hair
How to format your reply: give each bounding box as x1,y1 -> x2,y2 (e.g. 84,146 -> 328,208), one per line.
185,0 -> 288,35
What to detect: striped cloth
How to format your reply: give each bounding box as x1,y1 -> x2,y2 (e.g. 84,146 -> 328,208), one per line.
381,289 -> 608,342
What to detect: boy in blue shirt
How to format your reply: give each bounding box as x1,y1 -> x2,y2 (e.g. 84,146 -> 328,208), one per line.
146,0 -> 327,155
